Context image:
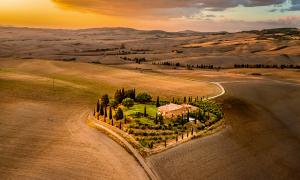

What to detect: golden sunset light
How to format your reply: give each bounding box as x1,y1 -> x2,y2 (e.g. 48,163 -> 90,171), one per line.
0,0 -> 299,31
0,1 -> 300,180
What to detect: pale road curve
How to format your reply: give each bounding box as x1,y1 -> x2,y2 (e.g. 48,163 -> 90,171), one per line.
208,82 -> 226,100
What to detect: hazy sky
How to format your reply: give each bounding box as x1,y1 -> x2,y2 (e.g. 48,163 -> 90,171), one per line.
0,0 -> 299,31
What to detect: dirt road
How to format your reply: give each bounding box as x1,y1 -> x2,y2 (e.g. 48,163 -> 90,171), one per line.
147,80 -> 300,180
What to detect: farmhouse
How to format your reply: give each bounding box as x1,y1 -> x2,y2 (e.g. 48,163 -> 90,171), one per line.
158,103 -> 198,119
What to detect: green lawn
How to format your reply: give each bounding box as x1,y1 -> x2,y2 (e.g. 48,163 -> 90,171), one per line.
125,103 -> 158,117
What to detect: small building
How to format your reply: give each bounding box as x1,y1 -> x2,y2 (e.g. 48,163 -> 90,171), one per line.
158,103 -> 198,119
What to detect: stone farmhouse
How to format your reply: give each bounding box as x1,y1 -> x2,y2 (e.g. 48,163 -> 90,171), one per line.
158,103 -> 198,119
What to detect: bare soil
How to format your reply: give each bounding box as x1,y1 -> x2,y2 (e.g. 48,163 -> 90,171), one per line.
147,79 -> 300,180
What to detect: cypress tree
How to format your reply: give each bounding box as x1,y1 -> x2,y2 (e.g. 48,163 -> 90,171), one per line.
121,88 -> 125,99
109,106 -> 112,120
100,103 -> 104,116
96,100 -> 100,112
160,115 -> 164,125
184,97 -> 187,103
156,96 -> 160,107
172,97 -> 175,103
144,105 -> 147,117
101,94 -> 110,107
104,106 -> 107,118
155,113 -> 158,124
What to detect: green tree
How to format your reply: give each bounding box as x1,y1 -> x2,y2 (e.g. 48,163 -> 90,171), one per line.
96,100 -> 100,112
100,103 -> 104,116
156,96 -> 160,107
114,89 -> 123,103
122,98 -> 134,108
110,100 -> 119,109
136,92 -> 152,103
160,114 -> 164,124
115,107 -> 124,120
121,88 -> 125,99
180,114 -> 186,126
104,106 -> 107,118
144,105 -> 147,117
109,106 -> 113,120
101,94 -> 110,107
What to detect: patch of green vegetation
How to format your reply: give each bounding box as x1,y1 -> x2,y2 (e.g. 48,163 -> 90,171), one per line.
136,117 -> 155,126
125,104 -> 157,117
194,100 -> 223,120
94,87 -> 224,150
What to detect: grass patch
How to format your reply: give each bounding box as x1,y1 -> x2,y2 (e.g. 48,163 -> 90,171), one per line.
125,104 -> 157,117
136,117 -> 155,126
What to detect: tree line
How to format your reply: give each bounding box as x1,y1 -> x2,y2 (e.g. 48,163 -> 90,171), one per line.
152,61 -> 216,70
120,57 -> 146,64
234,64 -> 300,69
152,61 -> 300,70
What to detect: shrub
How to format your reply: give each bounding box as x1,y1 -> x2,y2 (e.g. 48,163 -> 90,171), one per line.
128,129 -> 134,134
122,98 -> 134,108
143,132 -> 148,136
136,92 -> 152,103
148,141 -> 154,149
110,100 -> 119,109
115,107 -> 124,120
139,139 -> 147,147
149,132 -> 156,136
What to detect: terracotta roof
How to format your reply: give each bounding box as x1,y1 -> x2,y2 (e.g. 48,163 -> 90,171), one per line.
158,103 -> 183,112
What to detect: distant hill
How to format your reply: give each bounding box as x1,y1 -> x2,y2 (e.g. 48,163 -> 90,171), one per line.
0,26 -> 299,67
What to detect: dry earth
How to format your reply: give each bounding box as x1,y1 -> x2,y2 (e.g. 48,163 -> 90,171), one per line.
147,79 -> 300,180
0,59 -> 220,179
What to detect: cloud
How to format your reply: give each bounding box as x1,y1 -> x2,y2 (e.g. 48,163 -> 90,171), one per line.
52,0 -> 292,17
169,15 -> 300,32
288,0 -> 300,11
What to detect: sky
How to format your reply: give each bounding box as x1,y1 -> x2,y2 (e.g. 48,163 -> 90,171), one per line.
0,0 -> 299,32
